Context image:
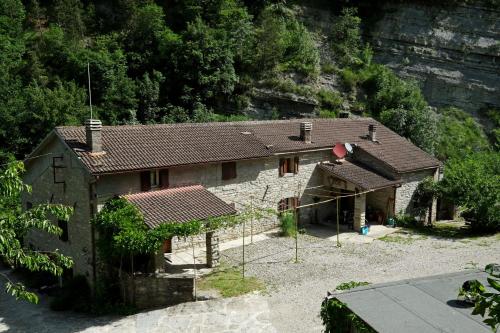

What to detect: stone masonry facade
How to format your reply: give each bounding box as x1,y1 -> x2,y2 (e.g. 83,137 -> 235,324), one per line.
23,136 -> 438,279
23,138 -> 95,282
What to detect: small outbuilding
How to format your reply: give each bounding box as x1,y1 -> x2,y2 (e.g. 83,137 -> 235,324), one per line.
326,270 -> 492,333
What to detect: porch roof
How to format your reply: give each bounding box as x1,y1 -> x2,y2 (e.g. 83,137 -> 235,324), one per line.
318,161 -> 402,190
124,185 -> 236,228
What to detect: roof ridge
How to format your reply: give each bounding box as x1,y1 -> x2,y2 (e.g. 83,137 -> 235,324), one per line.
124,184 -> 204,198
56,117 -> 373,130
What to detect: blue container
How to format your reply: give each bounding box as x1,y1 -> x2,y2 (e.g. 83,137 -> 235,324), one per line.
360,225 -> 369,235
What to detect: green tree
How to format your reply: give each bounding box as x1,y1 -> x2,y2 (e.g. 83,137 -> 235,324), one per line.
173,17 -> 238,112
0,162 -> 73,303
19,80 -> 88,153
439,152 -> 500,231
435,107 -> 490,160
137,71 -> 165,123
360,65 -> 438,153
254,4 -> 319,77
330,7 -> 362,66
0,0 -> 26,158
52,0 -> 86,40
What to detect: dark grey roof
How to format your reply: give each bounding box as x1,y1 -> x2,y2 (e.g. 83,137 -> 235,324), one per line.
333,270 -> 492,333
318,160 -> 402,190
55,118 -> 440,175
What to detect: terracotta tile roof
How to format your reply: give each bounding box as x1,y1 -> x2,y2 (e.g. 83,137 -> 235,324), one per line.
123,185 -> 236,228
318,160 -> 403,190
56,118 -> 440,174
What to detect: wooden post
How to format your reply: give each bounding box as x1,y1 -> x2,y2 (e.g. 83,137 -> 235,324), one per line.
191,237 -> 197,301
336,197 -> 341,247
295,207 -> 298,263
250,196 -> 254,244
295,182 -> 302,263
242,218 -> 245,279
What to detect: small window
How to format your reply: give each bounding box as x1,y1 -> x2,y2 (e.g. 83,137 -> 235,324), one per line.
278,197 -> 299,213
222,162 -> 237,180
58,220 -> 69,242
150,170 -> 159,188
159,169 -> 169,189
279,157 -> 299,177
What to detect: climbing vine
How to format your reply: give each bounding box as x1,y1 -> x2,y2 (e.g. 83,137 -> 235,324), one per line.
320,281 -> 375,333
92,197 -> 275,263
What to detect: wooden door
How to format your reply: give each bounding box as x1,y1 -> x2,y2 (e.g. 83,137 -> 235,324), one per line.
162,239 -> 172,254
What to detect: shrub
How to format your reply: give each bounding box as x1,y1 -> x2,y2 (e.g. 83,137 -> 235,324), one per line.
260,78 -> 316,97
439,152 -> 500,231
316,89 -> 343,111
341,68 -> 359,91
279,212 -> 296,237
394,213 -> 418,228
329,7 -> 362,66
319,109 -> 337,119
436,107 -> 490,161
321,281 -> 375,333
321,62 -> 337,74
335,281 -> 370,291
480,108 -> 500,149
255,5 -> 320,78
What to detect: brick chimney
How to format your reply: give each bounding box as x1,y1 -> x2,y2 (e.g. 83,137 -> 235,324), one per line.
85,119 -> 103,153
368,124 -> 377,142
300,122 -> 313,144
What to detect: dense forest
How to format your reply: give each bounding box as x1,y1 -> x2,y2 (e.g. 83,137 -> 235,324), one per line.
0,0 -> 498,227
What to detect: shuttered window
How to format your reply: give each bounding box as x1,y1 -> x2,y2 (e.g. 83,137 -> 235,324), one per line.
222,162 -> 237,180
159,169 -> 169,189
140,171 -> 151,191
142,169 -> 168,191
278,197 -> 299,212
279,157 -> 299,177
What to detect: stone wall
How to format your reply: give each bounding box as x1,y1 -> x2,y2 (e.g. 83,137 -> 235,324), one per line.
366,187 -> 395,219
95,150 -> 333,250
120,273 -> 194,309
395,168 -> 438,222
367,2 -> 500,116
23,136 -> 94,280
170,150 -> 332,249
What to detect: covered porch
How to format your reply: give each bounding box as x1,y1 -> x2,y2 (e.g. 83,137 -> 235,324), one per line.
124,185 -> 237,274
313,160 -> 402,232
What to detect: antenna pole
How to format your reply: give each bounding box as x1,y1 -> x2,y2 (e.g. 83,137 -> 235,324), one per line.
87,62 -> 93,119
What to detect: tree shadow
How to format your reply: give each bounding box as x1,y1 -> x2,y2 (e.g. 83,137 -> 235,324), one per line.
404,222 -> 496,240
446,299 -> 474,309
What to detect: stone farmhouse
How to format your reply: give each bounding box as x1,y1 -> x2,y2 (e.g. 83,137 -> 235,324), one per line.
22,118 -> 440,284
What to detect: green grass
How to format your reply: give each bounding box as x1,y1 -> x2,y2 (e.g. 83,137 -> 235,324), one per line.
378,234 -> 418,244
197,267 -> 265,298
405,221 -> 496,240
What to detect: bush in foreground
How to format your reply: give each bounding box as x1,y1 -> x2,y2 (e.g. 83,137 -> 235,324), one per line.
439,152 -> 499,231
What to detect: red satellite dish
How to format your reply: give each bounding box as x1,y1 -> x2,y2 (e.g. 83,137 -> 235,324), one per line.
332,143 -> 347,159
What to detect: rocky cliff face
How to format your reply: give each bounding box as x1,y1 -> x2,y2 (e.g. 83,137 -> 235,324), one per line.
367,2 -> 500,116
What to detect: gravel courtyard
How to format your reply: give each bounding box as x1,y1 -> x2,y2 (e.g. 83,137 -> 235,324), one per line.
1,224 -> 499,333
221,225 -> 500,332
